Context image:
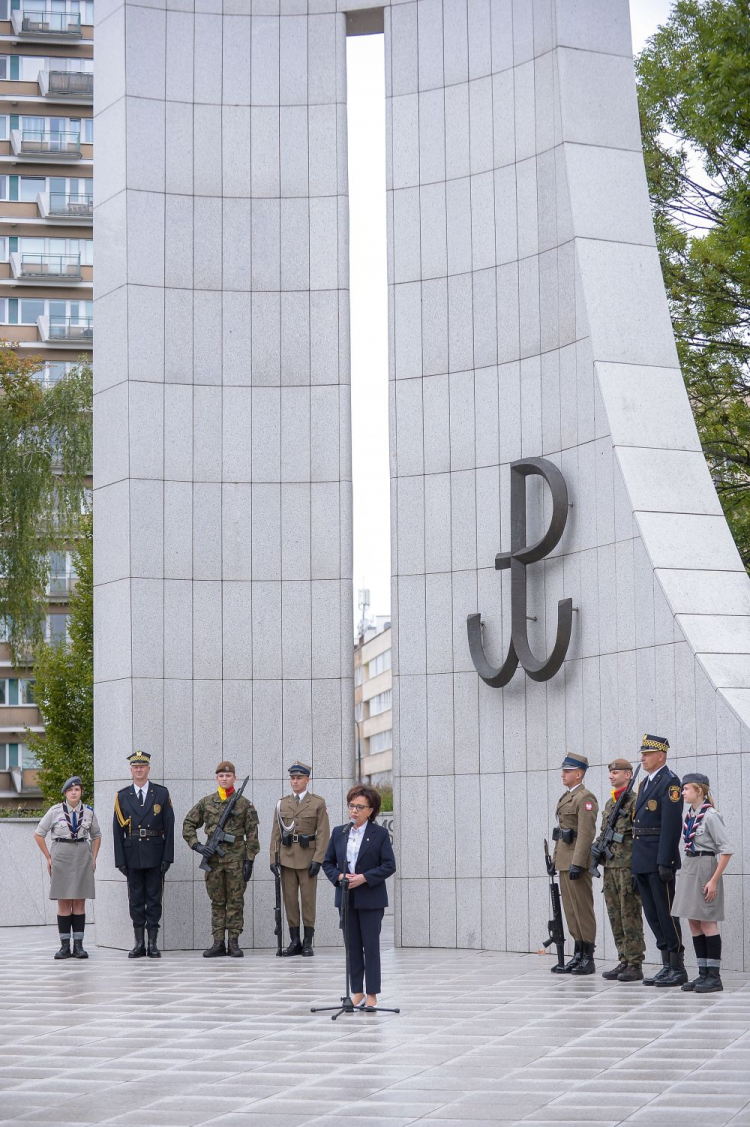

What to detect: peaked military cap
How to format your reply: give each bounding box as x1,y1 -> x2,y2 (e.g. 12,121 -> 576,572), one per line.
215,760 -> 236,774
61,775 -> 82,794
561,753 -> 589,770
608,758 -> 633,771
288,761 -> 311,776
127,750 -> 151,765
641,734 -> 670,754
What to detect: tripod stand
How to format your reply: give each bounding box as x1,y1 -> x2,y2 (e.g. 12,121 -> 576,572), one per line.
311,875 -> 400,1021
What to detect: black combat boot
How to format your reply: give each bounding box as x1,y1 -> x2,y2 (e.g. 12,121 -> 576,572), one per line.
695,966 -> 723,993
282,927 -> 303,957
682,967 -> 707,992
655,949 -> 688,988
227,936 -> 244,957
551,940 -> 582,974
128,927 -> 147,958
302,927 -> 315,956
643,950 -> 670,985
618,964 -> 644,982
147,929 -> 161,958
72,938 -> 88,959
602,959 -> 628,980
570,942 -> 596,976
203,936 -> 227,957
54,938 -> 72,960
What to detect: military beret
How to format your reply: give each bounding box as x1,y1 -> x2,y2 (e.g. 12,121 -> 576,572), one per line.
641,733 -> 669,753
561,754 -> 589,771
127,750 -> 151,765
61,776 -> 82,794
608,758 -> 633,771
216,760 -> 236,774
288,761 -> 311,777
682,772 -> 710,788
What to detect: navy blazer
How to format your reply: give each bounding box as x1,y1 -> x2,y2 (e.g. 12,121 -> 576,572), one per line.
323,821 -> 396,909
631,766 -> 684,874
113,782 -> 175,870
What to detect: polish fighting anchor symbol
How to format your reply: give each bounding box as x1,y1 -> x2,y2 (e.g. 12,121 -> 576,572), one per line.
467,457 -> 573,687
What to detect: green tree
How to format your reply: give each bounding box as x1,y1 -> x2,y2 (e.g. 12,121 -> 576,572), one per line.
0,349 -> 92,661
636,0 -> 750,567
27,514 -> 93,806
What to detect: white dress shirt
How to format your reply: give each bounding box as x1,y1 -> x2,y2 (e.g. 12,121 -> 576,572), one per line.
135,780 -> 150,805
346,822 -> 367,873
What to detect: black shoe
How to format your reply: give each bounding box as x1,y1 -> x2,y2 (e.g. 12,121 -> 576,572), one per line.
643,952 -> 670,985
54,939 -> 71,960
551,941 -> 581,974
602,960 -> 628,980
695,967 -> 723,993
146,930 -> 161,958
655,950 -> 688,988
302,927 -> 315,957
282,927 -> 303,957
128,928 -> 147,959
227,937 -> 244,957
570,942 -> 596,976
618,964 -> 644,983
203,938 -> 226,958
682,969 -> 707,992
72,939 -> 88,959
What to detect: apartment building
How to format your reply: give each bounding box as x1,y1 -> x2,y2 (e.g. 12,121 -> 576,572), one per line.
354,621 -> 392,785
0,1 -> 91,805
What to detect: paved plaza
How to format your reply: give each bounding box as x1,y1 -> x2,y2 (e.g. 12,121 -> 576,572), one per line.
2,926 -> 750,1127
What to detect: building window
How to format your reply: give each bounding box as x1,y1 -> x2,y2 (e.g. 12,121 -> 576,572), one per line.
369,730 -> 393,756
20,298 -> 44,324
367,649 -> 391,678
354,664 -> 363,687
0,298 -> 7,324
0,743 -> 39,770
368,689 -> 392,717
46,613 -> 70,643
0,678 -> 35,705
0,115 -> 8,141
0,175 -> 7,201
19,678 -> 35,705
0,56 -> 8,80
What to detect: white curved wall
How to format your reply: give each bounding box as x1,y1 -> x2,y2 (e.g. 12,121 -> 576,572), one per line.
388,0 -> 750,969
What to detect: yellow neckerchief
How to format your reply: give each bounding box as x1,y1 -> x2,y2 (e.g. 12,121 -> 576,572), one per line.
217,785 -> 235,801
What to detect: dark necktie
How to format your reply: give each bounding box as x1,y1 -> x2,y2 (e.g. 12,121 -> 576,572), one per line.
138,789 -> 144,806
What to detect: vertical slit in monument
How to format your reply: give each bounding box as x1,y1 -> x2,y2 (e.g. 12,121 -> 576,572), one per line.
345,12 -> 389,787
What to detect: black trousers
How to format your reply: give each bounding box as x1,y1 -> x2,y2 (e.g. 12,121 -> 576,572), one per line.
347,907 -> 384,995
126,867 -> 163,929
635,871 -> 682,953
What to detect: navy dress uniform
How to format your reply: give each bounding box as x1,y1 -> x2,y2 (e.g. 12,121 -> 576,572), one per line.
631,734 -> 685,986
113,751 -> 175,958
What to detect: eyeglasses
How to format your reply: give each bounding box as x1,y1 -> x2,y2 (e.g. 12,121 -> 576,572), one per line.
347,803 -> 370,812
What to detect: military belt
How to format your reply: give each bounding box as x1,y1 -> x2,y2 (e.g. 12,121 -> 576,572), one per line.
633,827 -> 660,837
134,828 -> 164,839
54,838 -> 87,844
689,851 -> 715,857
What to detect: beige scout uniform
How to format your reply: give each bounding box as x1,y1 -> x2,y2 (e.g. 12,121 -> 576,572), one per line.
270,792 -> 330,928
554,784 -> 599,944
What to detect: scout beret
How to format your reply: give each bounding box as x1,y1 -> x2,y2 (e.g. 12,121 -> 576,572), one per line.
641,733 -> 669,753
216,760 -> 236,774
288,761 -> 311,776
61,775 -> 82,794
682,772 -> 710,788
127,750 -> 151,764
608,758 -> 633,771
561,754 -> 589,770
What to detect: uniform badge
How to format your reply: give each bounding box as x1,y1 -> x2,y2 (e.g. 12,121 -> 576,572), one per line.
647,799 -> 657,812
584,802 -> 593,810
668,785 -> 681,803
153,804 -> 161,814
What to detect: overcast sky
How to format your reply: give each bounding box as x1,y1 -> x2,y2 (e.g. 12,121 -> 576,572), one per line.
347,0 -> 676,627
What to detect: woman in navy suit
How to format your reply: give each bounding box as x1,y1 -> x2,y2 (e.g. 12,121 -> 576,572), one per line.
323,784 -> 396,1009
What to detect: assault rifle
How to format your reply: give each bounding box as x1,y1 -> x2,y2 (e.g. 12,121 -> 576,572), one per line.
273,845 -> 283,957
542,838 -> 566,969
589,765 -> 640,876
197,775 -> 250,873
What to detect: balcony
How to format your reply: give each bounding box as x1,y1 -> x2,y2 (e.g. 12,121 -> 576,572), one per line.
10,129 -> 82,160
37,191 -> 93,223
10,252 -> 82,283
39,69 -> 93,101
10,9 -> 83,38
37,314 -> 92,346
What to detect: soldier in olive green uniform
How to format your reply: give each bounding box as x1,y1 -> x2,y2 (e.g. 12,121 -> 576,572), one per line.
596,758 -> 646,982
552,753 -> 599,976
182,761 -> 260,957
270,761 -> 331,956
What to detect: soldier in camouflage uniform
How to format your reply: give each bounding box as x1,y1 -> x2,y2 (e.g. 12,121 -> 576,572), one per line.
182,761 -> 260,958
596,757 -> 645,982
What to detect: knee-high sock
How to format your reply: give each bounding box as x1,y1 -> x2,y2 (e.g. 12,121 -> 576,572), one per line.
57,914 -> 72,939
71,912 -> 86,939
692,933 -> 707,969
705,933 -> 721,968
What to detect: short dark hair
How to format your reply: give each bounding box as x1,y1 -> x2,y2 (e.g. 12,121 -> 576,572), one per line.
347,784 -> 381,822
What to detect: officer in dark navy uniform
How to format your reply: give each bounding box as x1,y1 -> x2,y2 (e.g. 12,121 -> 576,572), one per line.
113,750 -> 175,958
631,734 -> 686,987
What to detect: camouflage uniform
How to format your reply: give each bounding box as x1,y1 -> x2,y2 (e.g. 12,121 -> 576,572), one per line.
183,791 -> 260,939
597,789 -> 646,967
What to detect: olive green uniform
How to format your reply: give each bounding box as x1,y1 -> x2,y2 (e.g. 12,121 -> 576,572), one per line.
596,790 -> 646,966
183,792 -> 260,940
270,793 -> 330,928
554,785 -> 598,944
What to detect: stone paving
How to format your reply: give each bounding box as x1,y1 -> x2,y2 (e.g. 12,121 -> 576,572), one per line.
2,926 -> 750,1127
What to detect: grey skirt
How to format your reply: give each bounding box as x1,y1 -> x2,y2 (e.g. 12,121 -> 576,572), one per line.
49,840 -> 95,900
672,853 -> 723,921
